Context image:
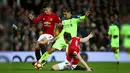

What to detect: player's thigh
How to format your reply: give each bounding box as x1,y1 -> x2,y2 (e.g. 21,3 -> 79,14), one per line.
57,61 -> 71,70
52,38 -> 67,50
51,64 -> 59,71
37,34 -> 54,42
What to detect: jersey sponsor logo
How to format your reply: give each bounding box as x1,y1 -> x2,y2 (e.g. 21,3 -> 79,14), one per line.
44,22 -> 51,25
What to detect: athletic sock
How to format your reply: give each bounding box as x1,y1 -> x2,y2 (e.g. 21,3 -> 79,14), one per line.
114,49 -> 119,61
35,48 -> 41,61
39,52 -> 50,63
41,46 -> 47,55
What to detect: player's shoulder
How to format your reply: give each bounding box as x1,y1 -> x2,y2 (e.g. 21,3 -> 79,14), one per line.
51,12 -> 58,16
72,37 -> 80,40
38,13 -> 46,17
61,15 -> 80,20
40,13 -> 45,15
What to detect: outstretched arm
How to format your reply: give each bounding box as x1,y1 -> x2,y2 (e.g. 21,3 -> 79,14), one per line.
75,53 -> 91,71
80,32 -> 94,43
28,14 -> 43,24
79,11 -> 91,20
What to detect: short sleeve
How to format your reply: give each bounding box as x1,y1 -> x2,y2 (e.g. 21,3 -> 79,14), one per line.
32,14 -> 43,24
55,14 -> 61,24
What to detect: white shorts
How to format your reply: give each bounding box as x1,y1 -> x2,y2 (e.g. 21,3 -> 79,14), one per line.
57,59 -> 77,70
37,34 -> 54,42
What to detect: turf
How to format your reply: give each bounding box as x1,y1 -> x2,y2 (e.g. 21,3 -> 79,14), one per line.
0,62 -> 130,73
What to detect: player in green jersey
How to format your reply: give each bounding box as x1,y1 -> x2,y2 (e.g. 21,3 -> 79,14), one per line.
121,24 -> 130,56
36,8 -> 91,65
108,14 -> 119,64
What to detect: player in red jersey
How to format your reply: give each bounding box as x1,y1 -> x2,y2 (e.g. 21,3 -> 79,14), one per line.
28,2 -> 62,61
51,32 -> 94,71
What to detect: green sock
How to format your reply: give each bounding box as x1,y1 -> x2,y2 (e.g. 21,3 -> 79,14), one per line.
114,49 -> 119,61
39,52 -> 50,63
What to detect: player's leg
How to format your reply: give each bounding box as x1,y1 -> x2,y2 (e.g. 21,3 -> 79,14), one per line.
112,48 -> 119,64
74,65 -> 86,70
111,45 -> 119,63
51,60 -> 71,71
34,42 -> 41,61
111,38 -> 119,63
39,34 -> 54,54
39,37 -> 48,58
51,63 -> 60,71
35,34 -> 53,61
38,38 -> 67,64
40,45 -> 47,55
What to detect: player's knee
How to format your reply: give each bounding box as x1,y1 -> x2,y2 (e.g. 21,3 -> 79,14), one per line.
51,66 -> 57,71
112,48 -> 118,52
51,65 -> 58,71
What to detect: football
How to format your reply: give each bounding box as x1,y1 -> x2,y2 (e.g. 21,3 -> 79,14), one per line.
34,62 -> 43,70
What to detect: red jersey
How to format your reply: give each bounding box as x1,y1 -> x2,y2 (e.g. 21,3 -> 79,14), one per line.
32,12 -> 61,36
67,37 -> 80,65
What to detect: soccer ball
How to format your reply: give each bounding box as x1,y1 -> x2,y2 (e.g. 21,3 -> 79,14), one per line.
34,62 -> 43,70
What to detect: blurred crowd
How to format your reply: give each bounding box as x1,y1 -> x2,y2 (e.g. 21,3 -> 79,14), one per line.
0,0 -> 121,51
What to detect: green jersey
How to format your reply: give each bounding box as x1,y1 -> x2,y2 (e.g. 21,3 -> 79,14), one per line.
108,24 -> 119,36
57,15 -> 86,38
108,24 -> 119,48
52,15 -> 87,51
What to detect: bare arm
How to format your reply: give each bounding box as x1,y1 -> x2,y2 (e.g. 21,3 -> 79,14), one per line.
75,53 -> 91,71
28,14 -> 43,24
80,32 -> 94,43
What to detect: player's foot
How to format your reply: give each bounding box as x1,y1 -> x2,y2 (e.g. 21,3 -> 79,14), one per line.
41,60 -> 47,66
117,61 -> 119,64
32,62 -> 35,66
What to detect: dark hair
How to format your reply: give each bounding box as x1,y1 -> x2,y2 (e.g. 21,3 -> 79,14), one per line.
64,32 -> 72,41
42,2 -> 51,8
62,7 -> 71,12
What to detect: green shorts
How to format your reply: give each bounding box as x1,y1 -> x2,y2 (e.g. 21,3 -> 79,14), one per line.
52,37 -> 68,51
111,38 -> 119,48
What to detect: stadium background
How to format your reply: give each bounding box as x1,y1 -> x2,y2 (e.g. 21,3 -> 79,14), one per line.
0,0 -> 130,60
0,0 -> 121,51
0,0 -> 130,73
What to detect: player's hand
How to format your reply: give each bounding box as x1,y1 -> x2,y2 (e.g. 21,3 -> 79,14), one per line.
28,14 -> 34,20
88,32 -> 94,38
86,68 -> 92,71
85,11 -> 91,17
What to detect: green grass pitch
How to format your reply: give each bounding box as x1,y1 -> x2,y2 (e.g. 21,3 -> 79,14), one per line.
0,62 -> 130,73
